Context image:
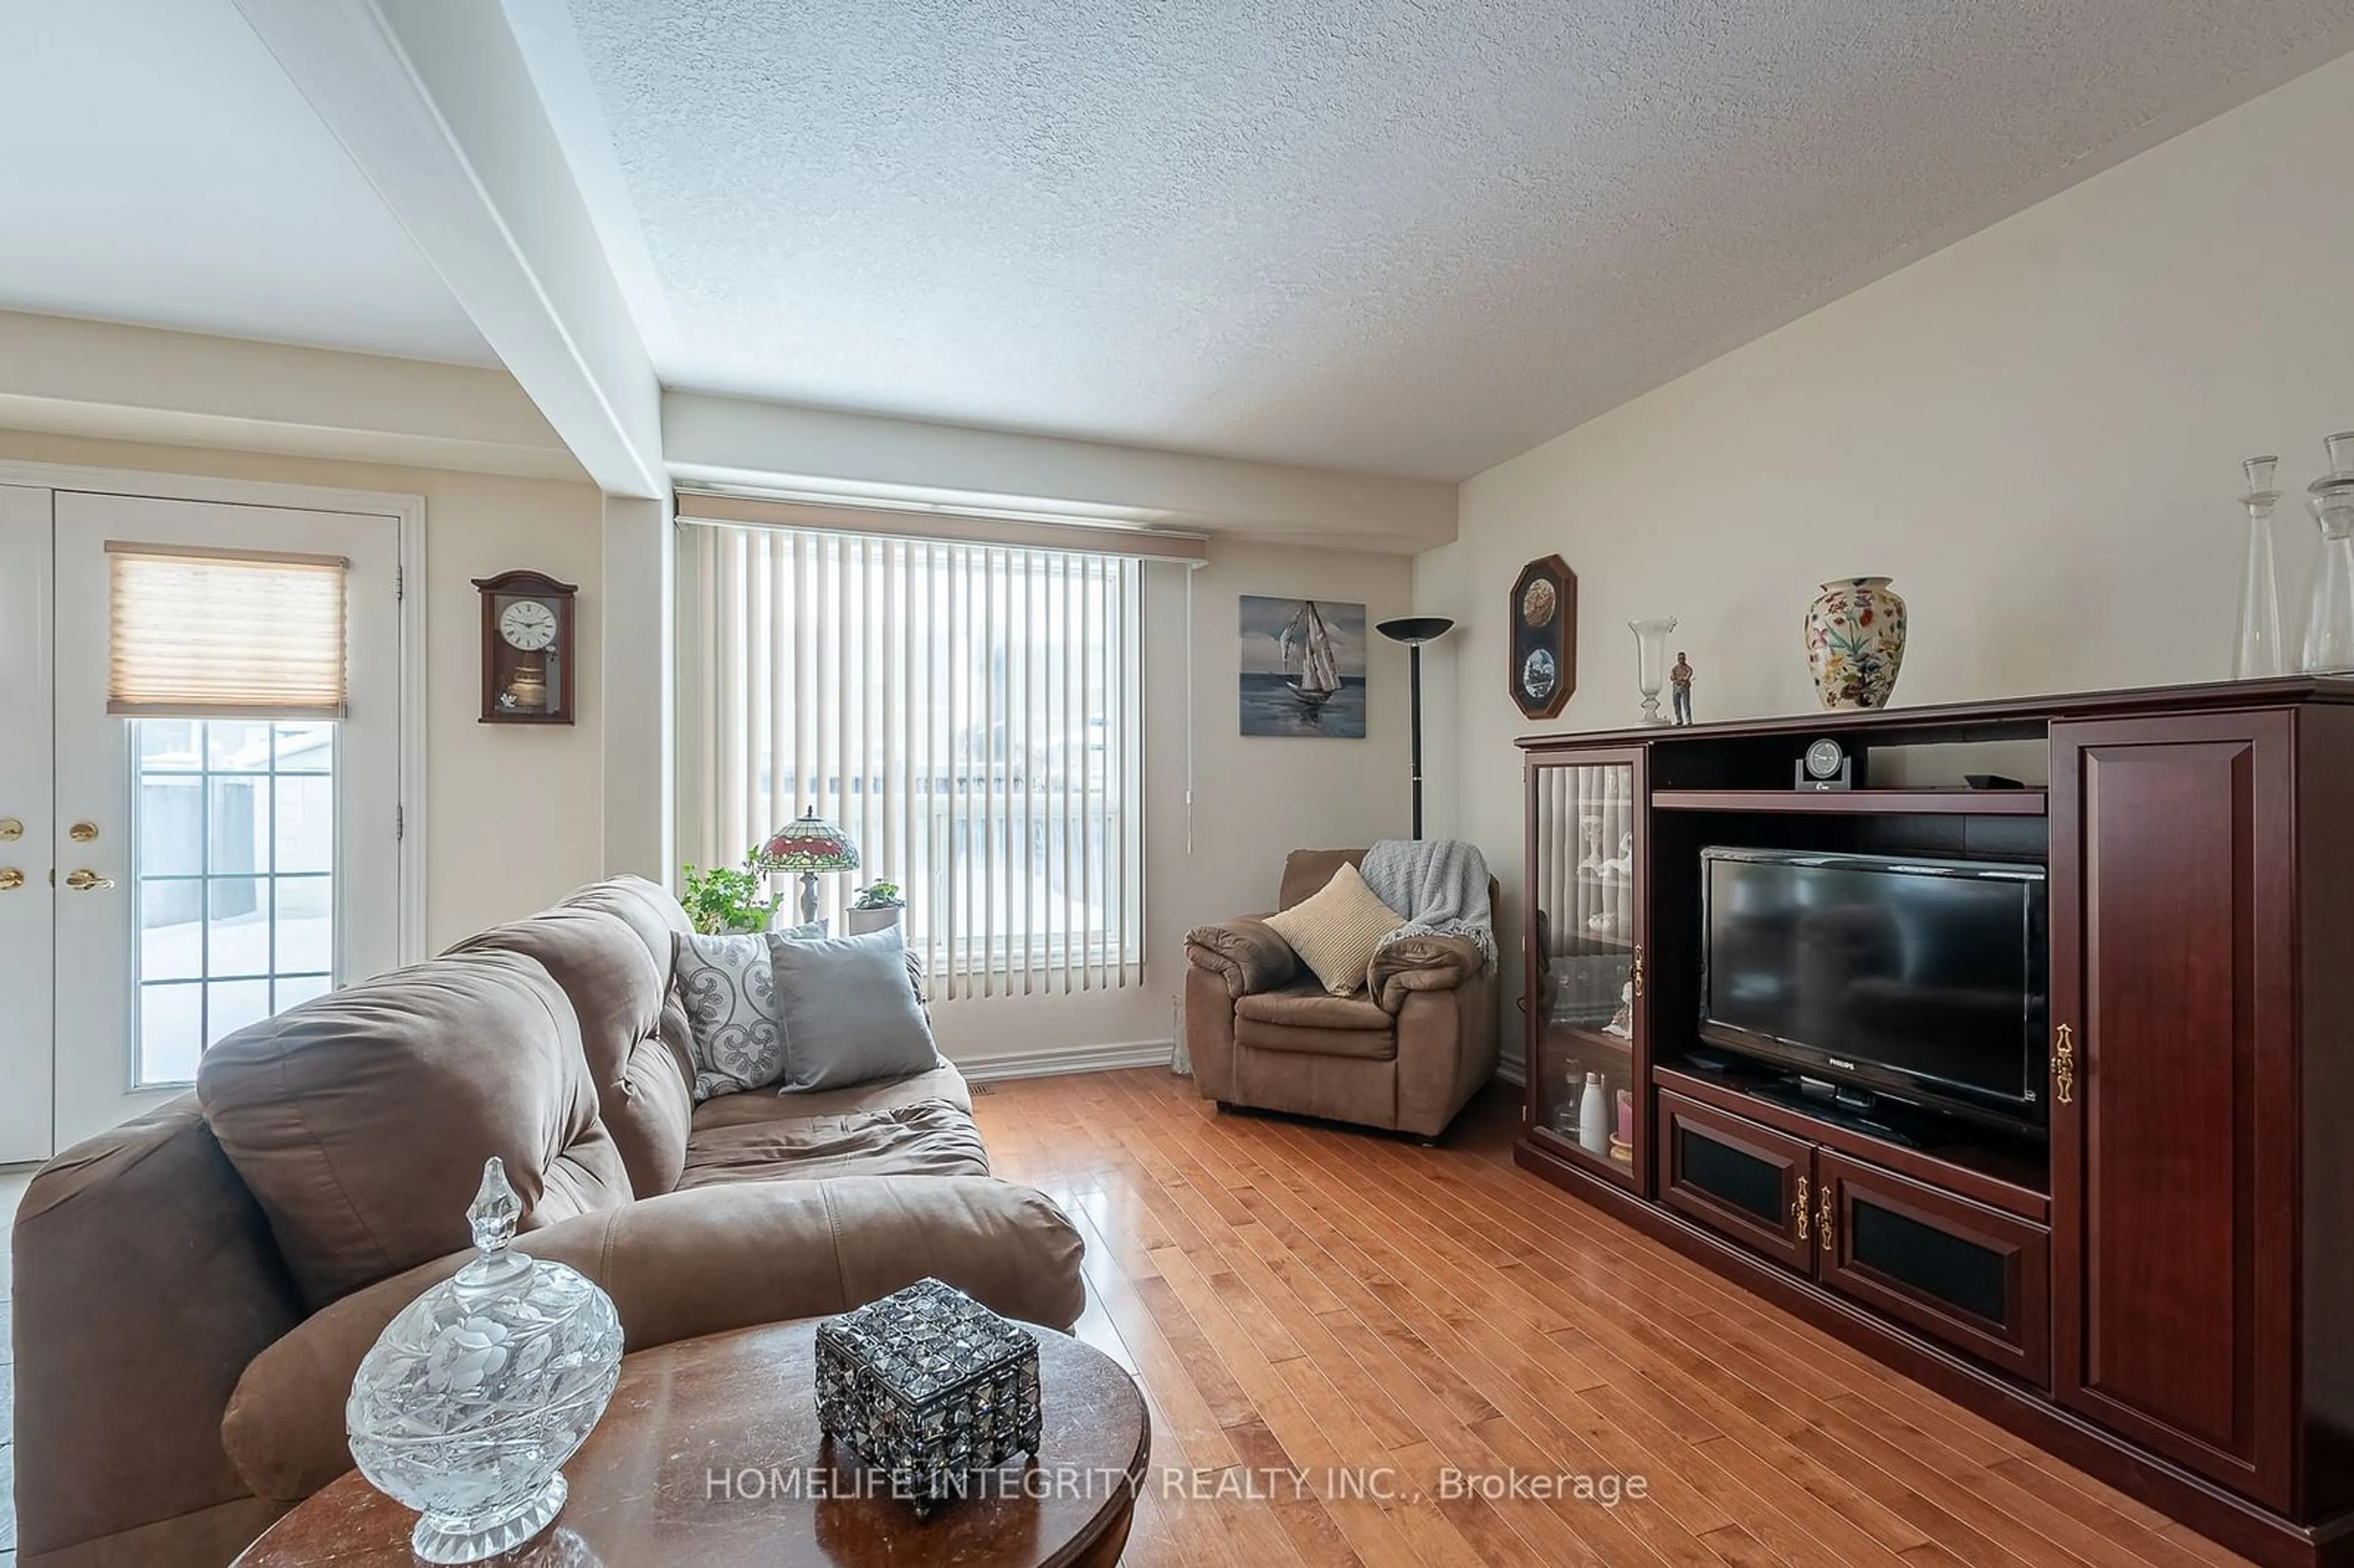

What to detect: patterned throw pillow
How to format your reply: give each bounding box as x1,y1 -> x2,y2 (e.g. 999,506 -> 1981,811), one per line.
1262,861 -> 1407,996
673,926 -> 817,1101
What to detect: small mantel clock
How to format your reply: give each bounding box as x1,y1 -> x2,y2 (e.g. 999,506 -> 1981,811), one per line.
473,570 -> 578,725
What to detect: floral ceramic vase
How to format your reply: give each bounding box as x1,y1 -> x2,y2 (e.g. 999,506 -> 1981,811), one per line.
1805,577 -> 1907,710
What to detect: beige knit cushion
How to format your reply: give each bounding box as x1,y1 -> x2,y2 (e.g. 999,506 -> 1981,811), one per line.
1262,862 -> 1406,996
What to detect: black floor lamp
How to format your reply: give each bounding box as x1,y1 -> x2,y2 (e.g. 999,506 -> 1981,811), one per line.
1375,616 -> 1456,839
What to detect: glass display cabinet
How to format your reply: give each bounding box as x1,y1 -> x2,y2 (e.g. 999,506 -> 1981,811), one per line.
1525,750 -> 1645,1187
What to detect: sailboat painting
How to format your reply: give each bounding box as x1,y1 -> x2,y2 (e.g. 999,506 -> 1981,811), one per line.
1239,595 -> 1368,737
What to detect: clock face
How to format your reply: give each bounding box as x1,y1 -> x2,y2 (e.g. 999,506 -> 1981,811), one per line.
1805,737 -> 1845,780
499,598 -> 560,652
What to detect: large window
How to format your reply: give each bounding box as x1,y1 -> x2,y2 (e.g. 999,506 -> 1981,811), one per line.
687,524 -> 1145,997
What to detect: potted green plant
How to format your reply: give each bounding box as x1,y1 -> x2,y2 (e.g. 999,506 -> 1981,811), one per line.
847,880 -> 905,936
680,856 -> 774,935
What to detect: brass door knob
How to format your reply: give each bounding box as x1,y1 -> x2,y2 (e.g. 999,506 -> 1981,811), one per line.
64,869 -> 115,892
0,868 -> 21,891
69,821 -> 99,843
0,817 -> 21,842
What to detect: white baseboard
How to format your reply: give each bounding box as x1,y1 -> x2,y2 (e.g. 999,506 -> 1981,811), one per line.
956,1039 -> 1176,1084
1493,1055 -> 1527,1087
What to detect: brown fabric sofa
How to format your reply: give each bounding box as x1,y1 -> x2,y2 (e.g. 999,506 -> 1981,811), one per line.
1184,848 -> 1499,1138
12,875 -> 1085,1568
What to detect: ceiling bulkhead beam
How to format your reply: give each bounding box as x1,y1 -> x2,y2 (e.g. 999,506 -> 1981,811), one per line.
234,0 -> 663,499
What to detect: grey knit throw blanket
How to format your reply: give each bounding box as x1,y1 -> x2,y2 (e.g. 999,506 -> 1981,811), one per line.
1360,839 -> 1497,969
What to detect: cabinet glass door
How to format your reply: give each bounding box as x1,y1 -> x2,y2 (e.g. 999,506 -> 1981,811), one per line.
1528,752 -> 1644,1187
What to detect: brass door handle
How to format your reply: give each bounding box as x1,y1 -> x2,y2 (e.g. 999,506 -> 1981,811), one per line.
2054,1023 -> 2076,1105
1629,946 -> 1645,999
1818,1191 -> 1835,1254
0,868 -> 21,891
1793,1176 -> 1810,1243
64,869 -> 115,892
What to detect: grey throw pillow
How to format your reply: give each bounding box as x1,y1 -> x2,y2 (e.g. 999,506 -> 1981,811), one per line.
765,924 -> 942,1092
672,926 -> 817,1101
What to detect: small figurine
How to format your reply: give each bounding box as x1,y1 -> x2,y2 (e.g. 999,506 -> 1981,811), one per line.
1670,650 -> 1694,726
1596,831 -> 1634,881
1603,980 -> 1635,1039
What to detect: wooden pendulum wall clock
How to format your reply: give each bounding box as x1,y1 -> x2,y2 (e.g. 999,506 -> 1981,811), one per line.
473,570 -> 578,725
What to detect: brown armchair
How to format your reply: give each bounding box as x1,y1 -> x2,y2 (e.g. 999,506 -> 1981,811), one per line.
1184,848 -> 1500,1139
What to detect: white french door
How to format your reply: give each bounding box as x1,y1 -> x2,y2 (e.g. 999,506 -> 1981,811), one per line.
0,484 -> 407,1158
0,486 -> 56,1162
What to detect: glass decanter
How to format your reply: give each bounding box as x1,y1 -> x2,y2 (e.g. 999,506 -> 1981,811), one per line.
2303,433 -> 2354,677
347,1159 -> 625,1564
2233,455 -> 2285,679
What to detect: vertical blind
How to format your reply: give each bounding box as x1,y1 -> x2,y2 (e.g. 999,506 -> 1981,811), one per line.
107,542 -> 350,718
690,523 -> 1145,998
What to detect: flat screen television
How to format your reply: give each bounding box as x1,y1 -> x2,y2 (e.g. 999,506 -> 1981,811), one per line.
1699,848 -> 2048,1129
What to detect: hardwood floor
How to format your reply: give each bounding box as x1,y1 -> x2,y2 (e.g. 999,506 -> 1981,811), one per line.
972,1068 -> 2257,1568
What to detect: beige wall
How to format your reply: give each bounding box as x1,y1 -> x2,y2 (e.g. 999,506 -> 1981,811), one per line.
933,536 -> 1418,1073
1415,49 -> 2354,1020
0,429 -> 608,950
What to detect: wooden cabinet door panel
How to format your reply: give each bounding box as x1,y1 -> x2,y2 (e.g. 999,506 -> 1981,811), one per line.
2050,713 -> 2296,1509
1818,1150 -> 2051,1388
1656,1090 -> 1815,1271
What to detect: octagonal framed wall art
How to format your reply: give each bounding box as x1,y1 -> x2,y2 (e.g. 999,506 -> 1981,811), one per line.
1510,555 -> 1576,720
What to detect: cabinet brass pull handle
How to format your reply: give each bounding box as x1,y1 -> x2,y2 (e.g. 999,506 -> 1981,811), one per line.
0,867 -> 21,891
64,869 -> 115,892
1818,1190 -> 1835,1254
1794,1176 -> 1810,1243
1630,946 -> 1645,1000
2054,1023 -> 2076,1106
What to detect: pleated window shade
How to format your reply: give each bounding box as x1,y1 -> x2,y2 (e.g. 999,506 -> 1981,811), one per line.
690,524 -> 1145,998
107,543 -> 351,719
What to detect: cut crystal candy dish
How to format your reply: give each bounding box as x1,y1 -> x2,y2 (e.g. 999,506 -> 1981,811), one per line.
815,1277 -> 1044,1516
346,1159 -> 625,1564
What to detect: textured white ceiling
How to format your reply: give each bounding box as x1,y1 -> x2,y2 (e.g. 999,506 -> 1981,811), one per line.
0,0 -> 491,366
555,1 -> 2353,481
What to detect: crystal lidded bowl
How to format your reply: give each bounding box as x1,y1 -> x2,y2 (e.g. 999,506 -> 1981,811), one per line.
346,1158 -> 624,1564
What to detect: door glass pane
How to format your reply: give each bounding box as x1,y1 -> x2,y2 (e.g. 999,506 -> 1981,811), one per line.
137,721 -> 203,772
1531,760 -> 1641,1181
273,775 -> 334,872
139,880 -> 204,980
205,979 -> 272,1047
207,877 -> 270,974
274,877 -> 333,972
132,719 -> 338,1086
138,984 -> 203,1086
274,723 -> 333,774
137,775 -> 204,873
205,722 -> 275,771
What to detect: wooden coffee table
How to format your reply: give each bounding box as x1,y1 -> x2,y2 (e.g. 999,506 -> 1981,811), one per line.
234,1317 -> 1149,1568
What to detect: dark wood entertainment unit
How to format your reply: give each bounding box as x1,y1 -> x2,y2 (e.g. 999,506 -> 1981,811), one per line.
1515,677 -> 2354,1568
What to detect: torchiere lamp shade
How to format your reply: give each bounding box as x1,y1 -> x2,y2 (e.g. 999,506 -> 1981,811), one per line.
1376,616 -> 1456,645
